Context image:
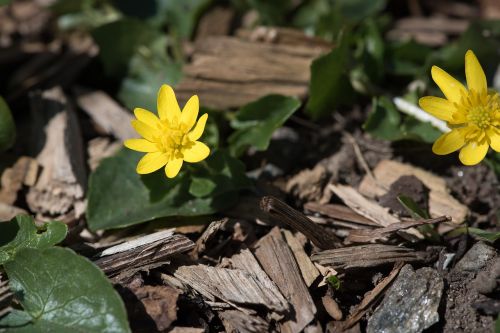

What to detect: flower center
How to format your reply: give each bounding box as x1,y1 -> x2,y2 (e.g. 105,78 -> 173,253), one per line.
467,105 -> 492,129
158,123 -> 194,160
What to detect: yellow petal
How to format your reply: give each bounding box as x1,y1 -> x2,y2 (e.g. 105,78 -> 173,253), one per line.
431,66 -> 467,104
134,108 -> 160,129
465,50 -> 487,94
136,152 -> 168,174
124,139 -> 158,152
459,140 -> 489,165
432,129 -> 466,155
165,158 -> 183,178
487,127 -> 500,152
180,95 -> 199,131
188,113 -> 208,141
157,84 -> 181,121
131,120 -> 159,142
418,96 -> 455,122
183,141 -> 210,163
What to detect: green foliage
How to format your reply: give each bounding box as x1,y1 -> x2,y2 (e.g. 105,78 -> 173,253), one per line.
86,149 -> 251,231
0,247 -> 130,333
91,19 -> 158,77
397,195 -> 429,219
326,275 -> 341,290
228,95 -> 301,156
0,215 -> 67,265
246,0 -> 292,25
154,0 -> 211,38
0,96 -> 16,152
364,97 -> 441,143
306,35 -> 354,120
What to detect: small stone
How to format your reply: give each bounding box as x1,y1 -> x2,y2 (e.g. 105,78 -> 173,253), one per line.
366,265 -> 443,333
454,242 -> 497,273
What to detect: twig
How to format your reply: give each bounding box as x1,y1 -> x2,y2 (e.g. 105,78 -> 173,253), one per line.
260,196 -> 340,249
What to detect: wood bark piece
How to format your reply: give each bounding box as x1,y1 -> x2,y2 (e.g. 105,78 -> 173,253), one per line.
173,263 -> 289,314
304,202 -> 379,227
193,218 -> 227,257
176,28 -> 330,109
75,89 -> 136,141
0,156 -> 38,204
254,227 -> 317,333
26,87 -> 86,220
87,137 -> 122,171
0,202 -> 26,221
311,244 -> 435,271
261,196 -> 340,249
358,160 -> 468,223
283,229 -> 320,287
329,184 -> 400,227
339,262 -> 404,331
219,310 -> 270,333
346,216 -> 451,243
94,231 -> 194,280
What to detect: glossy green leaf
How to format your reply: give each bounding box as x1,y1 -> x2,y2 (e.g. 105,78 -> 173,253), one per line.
228,95 -> 301,156
0,96 -> 16,152
0,215 -> 67,265
91,19 -> 158,77
86,149 -> 251,231
306,37 -> 354,120
364,96 -> 402,140
0,247 -> 130,333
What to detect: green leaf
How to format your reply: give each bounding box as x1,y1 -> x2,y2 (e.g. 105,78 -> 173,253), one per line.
364,96 -> 402,140
189,177 -> 217,197
396,195 -> 429,219
467,227 -> 500,243
228,95 -> 301,157
0,96 -> 16,152
91,19 -> 158,77
326,275 -> 341,290
154,0 -> 211,38
246,0 -> 292,25
0,247 -> 130,333
117,36 -> 182,111
86,149 -> 251,231
306,36 -> 354,120
0,215 -> 67,265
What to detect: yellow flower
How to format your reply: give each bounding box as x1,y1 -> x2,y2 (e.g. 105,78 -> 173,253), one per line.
124,84 -> 210,178
419,50 -> 500,165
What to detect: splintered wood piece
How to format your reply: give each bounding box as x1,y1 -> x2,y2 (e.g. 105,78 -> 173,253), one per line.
173,264 -> 289,314
260,196 -> 340,249
311,244 -> 434,270
304,202 -> 379,227
329,184 -> 399,227
219,310 -> 270,333
87,137 -> 122,171
229,248 -> 288,320
339,262 -> 404,331
176,29 -> 330,109
0,202 -> 27,221
346,216 -> 451,243
193,218 -> 227,257
94,232 -> 194,279
75,89 -> 136,141
26,87 -> 86,220
283,230 -> 320,287
358,160 -> 468,223
0,156 -> 38,205
254,227 -> 317,333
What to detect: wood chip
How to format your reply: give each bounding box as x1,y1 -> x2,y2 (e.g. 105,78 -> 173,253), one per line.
358,160 -> 468,223
329,184 -> 400,227
261,196 -> 340,249
75,89 -> 136,141
311,244 -> 435,271
304,202 -> 379,227
286,165 -> 328,203
219,310 -> 269,333
26,87 -> 86,220
94,232 -> 194,280
0,202 -> 27,221
87,137 -> 122,171
283,229 -> 320,287
254,227 -> 317,333
322,293 -> 343,321
339,262 -> 404,331
176,28 -> 330,109
346,216 -> 451,243
0,156 -> 38,205
173,263 -> 289,314
193,219 -> 227,257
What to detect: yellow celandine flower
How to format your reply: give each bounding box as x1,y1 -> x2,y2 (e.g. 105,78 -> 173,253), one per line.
419,50 -> 500,165
124,84 -> 210,178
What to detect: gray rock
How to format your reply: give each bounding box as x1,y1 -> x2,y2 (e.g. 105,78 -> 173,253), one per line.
455,242 -> 497,273
366,265 -> 443,333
